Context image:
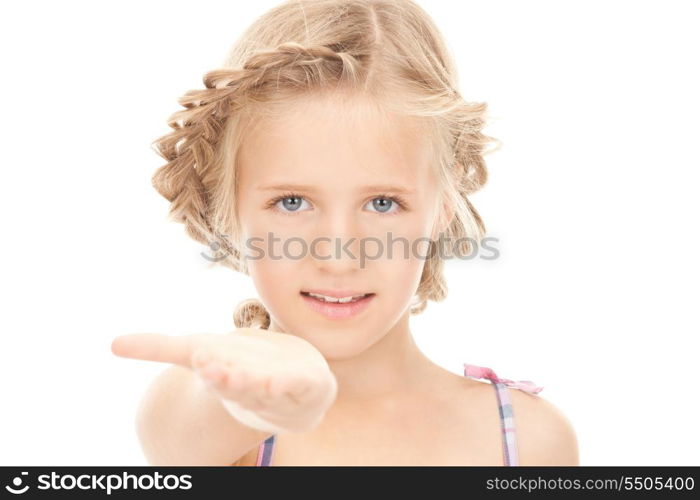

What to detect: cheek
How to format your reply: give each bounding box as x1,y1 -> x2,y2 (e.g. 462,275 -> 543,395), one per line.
241,208 -> 315,251
377,238 -> 429,302
247,246 -> 299,296
246,256 -> 299,327
239,215 -> 300,303
367,217 -> 433,300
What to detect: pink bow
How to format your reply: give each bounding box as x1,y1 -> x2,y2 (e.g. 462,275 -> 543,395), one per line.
463,363 -> 544,395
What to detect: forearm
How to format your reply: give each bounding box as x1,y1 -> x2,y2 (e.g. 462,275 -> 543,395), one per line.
135,364 -> 271,465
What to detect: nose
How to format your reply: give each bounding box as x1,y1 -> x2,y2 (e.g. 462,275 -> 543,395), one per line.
309,210 -> 364,273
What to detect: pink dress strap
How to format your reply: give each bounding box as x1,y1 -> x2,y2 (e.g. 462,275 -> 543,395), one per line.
463,363 -> 543,466
256,435 -> 275,466
463,364 -> 544,395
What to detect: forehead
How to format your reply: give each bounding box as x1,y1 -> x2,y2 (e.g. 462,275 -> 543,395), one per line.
238,94 -> 434,185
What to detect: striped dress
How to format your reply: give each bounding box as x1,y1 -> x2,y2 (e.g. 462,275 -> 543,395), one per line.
252,363 -> 543,466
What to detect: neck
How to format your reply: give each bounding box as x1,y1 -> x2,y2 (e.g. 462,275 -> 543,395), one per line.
270,311 -> 439,413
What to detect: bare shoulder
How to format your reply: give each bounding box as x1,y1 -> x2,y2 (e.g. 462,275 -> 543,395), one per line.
507,388 -> 580,465
230,445 -> 259,466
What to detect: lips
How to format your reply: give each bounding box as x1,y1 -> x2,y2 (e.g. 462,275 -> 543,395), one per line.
300,292 -> 374,304
300,290 -> 376,320
300,289 -> 373,299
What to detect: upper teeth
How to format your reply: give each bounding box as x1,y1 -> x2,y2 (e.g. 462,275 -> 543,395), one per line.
307,292 -> 368,303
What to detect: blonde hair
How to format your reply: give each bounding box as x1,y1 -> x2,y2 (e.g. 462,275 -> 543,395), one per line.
150,0 -> 500,329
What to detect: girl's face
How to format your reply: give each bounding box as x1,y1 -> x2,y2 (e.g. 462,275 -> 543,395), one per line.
236,95 -> 443,360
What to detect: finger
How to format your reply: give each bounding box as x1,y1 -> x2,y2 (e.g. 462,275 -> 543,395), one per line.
111,333 -> 195,367
195,360 -> 229,386
206,365 -> 267,409
268,374 -> 313,402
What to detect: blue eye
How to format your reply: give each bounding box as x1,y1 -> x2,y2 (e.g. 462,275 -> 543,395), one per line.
271,194 -> 311,213
365,197 -> 399,214
280,196 -> 308,212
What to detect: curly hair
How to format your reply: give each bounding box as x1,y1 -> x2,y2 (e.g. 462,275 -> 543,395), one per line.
150,0 -> 500,330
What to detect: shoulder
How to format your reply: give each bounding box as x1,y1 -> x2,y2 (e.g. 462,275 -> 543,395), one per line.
230,445 -> 259,466
507,387 -> 580,465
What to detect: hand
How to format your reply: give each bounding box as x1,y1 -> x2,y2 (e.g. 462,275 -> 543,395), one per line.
111,328 -> 338,434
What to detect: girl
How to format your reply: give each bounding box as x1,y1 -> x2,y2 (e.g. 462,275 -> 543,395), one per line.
111,0 -> 578,466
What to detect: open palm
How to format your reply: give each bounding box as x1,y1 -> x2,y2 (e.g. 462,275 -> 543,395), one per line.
111,328 -> 338,434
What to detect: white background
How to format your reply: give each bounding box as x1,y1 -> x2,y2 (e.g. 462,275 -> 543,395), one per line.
0,0 -> 697,466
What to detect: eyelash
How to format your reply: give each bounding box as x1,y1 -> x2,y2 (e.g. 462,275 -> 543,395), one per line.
266,191 -> 408,216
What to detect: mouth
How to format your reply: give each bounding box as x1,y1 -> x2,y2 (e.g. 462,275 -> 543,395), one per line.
300,291 -> 375,303
300,290 -> 376,319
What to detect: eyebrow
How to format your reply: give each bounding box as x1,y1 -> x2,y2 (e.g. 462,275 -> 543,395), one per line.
256,183 -> 416,194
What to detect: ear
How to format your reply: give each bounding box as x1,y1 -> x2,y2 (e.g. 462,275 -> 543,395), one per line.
431,200 -> 454,241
